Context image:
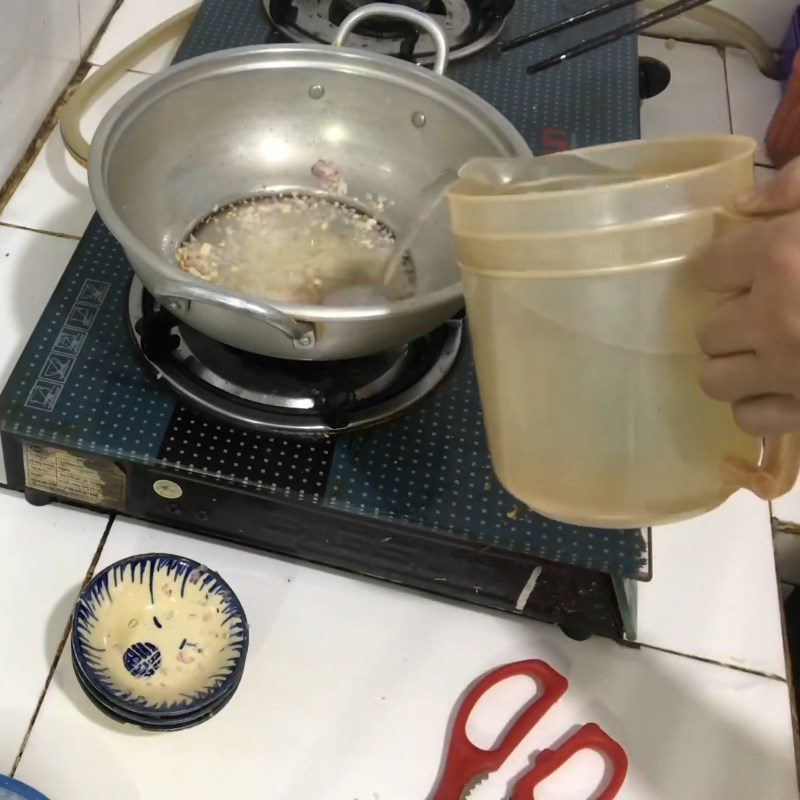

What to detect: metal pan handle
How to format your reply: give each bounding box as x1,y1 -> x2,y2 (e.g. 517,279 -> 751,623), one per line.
333,3 -> 450,75
155,282 -> 316,350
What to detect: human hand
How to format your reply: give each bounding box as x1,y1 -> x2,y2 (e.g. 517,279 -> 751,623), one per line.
697,157 -> 800,436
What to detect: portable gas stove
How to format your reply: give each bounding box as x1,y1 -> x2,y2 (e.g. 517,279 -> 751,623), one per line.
0,0 -> 647,641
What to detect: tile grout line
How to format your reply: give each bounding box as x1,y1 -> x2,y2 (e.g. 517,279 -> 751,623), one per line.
88,62 -> 154,77
636,640 -> 787,682
0,61 -> 91,216
0,221 -> 81,241
10,513 -> 116,777
721,46 -> 735,136
642,32 -> 776,55
722,47 -> 776,172
0,0 -> 124,216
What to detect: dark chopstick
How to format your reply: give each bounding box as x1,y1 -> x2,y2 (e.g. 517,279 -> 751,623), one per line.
499,0 -> 645,53
501,0 -> 714,76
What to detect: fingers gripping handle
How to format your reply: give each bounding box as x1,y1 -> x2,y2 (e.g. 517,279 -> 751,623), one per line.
707,213 -> 800,499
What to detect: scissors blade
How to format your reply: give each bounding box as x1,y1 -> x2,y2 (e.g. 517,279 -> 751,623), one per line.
460,773 -> 489,800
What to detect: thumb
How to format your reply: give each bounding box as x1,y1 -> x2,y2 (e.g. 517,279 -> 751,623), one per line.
736,156 -> 800,215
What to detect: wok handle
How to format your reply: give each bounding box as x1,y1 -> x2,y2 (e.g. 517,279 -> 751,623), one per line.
60,4 -> 201,166
333,3 -> 450,75
155,283 -> 317,350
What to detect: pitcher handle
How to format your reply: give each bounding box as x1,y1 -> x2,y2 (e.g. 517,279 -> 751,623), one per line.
722,434 -> 800,500
60,4 -> 201,166
709,209 -> 800,499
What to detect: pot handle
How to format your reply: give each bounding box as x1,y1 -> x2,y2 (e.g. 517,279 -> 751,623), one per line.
155,283 -> 317,350
333,3 -> 450,75
60,3 -> 201,166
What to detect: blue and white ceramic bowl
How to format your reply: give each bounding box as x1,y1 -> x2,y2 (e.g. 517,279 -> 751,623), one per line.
72,554 -> 248,718
71,632 -> 244,722
0,775 -> 49,800
71,657 -> 242,731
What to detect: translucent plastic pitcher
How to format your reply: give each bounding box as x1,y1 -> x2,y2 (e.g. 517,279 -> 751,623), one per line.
447,136 -> 800,528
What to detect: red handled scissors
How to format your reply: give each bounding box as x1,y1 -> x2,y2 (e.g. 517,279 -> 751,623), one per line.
430,659 -> 628,800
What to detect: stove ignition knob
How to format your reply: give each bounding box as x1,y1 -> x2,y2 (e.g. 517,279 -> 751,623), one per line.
154,479 -> 183,500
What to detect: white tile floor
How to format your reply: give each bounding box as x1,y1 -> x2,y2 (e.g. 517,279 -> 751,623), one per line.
0,5 -> 798,798
638,493 -> 785,678
87,0 -> 198,74
0,489 -> 108,773
0,1 -> 86,187
0,55 -> 78,189
639,35 -> 785,161
0,69 -> 148,238
727,46 -> 784,166
79,0 -> 117,55
13,518 -> 799,800
639,37 -> 730,139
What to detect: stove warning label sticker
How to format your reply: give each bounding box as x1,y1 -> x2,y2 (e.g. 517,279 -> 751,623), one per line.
24,278 -> 110,413
24,444 -> 126,509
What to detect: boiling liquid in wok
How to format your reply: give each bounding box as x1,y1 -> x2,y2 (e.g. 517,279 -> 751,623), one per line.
176,195 -> 415,306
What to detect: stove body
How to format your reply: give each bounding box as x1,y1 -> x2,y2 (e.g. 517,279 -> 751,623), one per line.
0,0 -> 647,641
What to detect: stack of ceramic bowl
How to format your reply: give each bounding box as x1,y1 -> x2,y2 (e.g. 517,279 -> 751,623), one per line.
70,553 -> 248,731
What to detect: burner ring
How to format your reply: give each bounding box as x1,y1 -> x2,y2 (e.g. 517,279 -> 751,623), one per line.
265,0 -> 510,64
127,278 -> 463,436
